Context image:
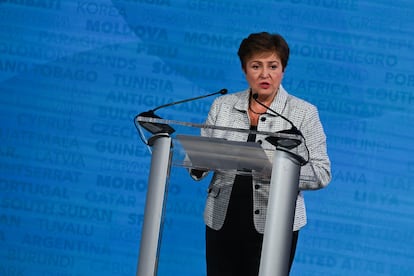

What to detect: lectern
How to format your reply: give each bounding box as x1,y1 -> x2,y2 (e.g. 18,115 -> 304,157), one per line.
134,116 -> 312,276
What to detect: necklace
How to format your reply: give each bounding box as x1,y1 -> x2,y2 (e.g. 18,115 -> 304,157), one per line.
248,105 -> 266,115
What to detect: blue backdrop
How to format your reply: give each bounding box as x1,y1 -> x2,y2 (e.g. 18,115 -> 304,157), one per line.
0,1 -> 413,275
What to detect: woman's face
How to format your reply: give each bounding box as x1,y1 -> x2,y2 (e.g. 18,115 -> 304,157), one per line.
243,52 -> 284,101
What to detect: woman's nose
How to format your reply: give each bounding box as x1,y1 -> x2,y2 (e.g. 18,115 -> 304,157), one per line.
260,68 -> 270,78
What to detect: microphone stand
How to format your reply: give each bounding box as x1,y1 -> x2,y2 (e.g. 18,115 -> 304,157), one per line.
252,93 -> 307,276
135,88 -> 227,276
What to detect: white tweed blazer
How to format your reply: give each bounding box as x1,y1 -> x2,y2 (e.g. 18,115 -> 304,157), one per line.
194,85 -> 331,233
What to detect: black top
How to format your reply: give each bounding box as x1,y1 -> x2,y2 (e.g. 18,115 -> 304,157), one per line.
221,125 -> 259,235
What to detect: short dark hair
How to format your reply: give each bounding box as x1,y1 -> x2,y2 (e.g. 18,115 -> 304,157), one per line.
237,32 -> 290,72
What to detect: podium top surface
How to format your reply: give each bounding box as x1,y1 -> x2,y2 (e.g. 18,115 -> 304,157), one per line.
135,116 -> 304,141
135,116 -> 313,180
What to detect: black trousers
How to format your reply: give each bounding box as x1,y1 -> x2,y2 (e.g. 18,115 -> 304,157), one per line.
205,175 -> 299,276
206,226 -> 299,276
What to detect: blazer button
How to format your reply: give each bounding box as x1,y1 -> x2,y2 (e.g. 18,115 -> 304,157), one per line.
260,117 -> 266,122
255,184 -> 260,189
254,209 -> 260,215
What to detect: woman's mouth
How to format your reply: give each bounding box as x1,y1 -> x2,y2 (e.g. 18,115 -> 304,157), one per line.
259,82 -> 270,89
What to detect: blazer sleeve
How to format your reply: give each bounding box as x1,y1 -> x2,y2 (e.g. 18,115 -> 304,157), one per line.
298,104 -> 331,190
188,97 -> 221,180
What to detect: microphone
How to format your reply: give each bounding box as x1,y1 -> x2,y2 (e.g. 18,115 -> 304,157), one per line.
152,88 -> 227,113
252,93 -> 302,149
136,88 -> 228,134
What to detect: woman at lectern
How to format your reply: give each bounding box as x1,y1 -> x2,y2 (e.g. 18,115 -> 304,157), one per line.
190,32 -> 331,275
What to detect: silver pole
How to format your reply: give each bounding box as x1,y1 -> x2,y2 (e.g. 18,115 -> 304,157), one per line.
136,133 -> 172,276
259,149 -> 301,276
